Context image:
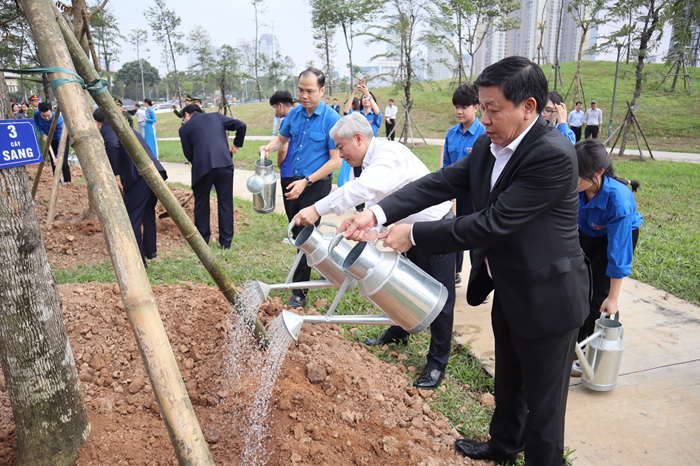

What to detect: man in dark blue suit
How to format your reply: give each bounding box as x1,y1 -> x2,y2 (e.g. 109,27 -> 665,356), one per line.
178,104 -> 246,249
93,109 -> 168,265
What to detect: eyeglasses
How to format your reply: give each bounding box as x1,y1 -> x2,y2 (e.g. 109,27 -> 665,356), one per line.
542,108 -> 556,115
297,89 -> 318,96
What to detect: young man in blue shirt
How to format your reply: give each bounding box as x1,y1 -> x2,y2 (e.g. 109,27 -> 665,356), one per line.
269,90 -> 296,222
35,102 -> 71,183
260,69 -> 342,309
441,84 -> 485,288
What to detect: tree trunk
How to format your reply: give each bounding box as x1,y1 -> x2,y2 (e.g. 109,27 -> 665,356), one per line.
341,22 -> 354,88
0,61 -> 90,466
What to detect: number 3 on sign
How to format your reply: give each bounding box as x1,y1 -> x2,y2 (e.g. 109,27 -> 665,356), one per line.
7,125 -> 17,138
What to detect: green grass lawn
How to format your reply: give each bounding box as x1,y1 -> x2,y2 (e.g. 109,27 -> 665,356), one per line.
154,61 -> 700,153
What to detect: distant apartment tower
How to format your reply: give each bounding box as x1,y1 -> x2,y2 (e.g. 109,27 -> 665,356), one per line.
473,0 -> 594,75
425,41 -> 454,81
258,33 -> 280,59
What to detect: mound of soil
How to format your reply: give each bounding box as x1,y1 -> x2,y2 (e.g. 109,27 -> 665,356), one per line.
0,283 -> 487,466
29,164 -> 242,270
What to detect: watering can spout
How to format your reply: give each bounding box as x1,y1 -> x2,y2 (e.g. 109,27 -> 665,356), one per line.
255,280 -> 272,301
282,310 -> 305,341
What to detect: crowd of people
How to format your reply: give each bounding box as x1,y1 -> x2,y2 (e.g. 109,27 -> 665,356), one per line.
9,58 -> 642,465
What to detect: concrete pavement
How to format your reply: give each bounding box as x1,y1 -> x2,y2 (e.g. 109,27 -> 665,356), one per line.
161,160 -> 700,464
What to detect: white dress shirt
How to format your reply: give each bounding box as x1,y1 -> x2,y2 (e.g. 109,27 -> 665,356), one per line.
385,105 -> 398,120
568,109 -> 584,127
316,138 -> 452,233
584,108 -> 603,126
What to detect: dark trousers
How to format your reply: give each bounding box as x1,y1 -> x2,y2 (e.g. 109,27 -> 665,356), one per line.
353,166 -> 365,211
289,176 -> 332,297
123,177 -> 158,259
385,248 -> 457,370
280,177 -> 294,222
50,138 -> 71,183
571,126 -> 582,142
385,119 -> 396,140
193,167 -> 234,248
585,125 -> 599,139
577,228 -> 639,342
455,193 -> 474,274
488,295 -> 578,465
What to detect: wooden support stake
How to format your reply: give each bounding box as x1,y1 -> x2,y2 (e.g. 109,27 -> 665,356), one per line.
30,107 -> 61,200
23,1 -> 216,465
628,103 -> 654,160
55,6 -> 269,348
46,128 -> 69,230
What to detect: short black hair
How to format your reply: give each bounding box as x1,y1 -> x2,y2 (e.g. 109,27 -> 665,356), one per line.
388,99 -> 394,103
548,90 -> 563,105
298,68 -> 325,88
93,108 -> 106,122
452,84 -> 479,107
38,102 -> 52,113
182,103 -> 202,115
144,98 -> 153,106
575,101 -> 582,105
474,56 -> 548,113
135,103 -> 141,108
333,98 -> 338,102
270,90 -> 294,107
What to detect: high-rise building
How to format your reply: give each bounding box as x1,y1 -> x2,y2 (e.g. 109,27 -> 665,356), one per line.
425,41 -> 454,81
258,33 -> 280,60
473,0 -> 596,75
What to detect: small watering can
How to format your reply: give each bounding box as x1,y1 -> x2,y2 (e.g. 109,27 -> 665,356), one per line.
281,235 -> 448,341
247,152 -> 277,214
574,312 -> 625,391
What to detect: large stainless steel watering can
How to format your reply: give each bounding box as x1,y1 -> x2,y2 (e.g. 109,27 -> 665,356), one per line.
253,222 -> 354,303
281,234 -> 448,341
574,312 -> 625,391
247,153 -> 277,214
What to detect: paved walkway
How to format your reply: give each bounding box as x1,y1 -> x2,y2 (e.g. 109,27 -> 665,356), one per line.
161,160 -> 700,464
160,136 -> 700,164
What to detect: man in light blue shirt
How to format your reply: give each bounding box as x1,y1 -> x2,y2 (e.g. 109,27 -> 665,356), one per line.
442,84 -> 485,288
260,68 -> 341,309
568,101 -> 584,141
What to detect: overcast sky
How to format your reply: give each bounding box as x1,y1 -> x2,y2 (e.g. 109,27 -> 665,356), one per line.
109,0 -> 671,77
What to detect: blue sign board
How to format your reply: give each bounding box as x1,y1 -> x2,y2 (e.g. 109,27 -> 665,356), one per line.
0,119 -> 43,169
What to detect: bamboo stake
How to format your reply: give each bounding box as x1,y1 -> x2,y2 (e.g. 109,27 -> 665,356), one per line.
30,107 -> 61,200
46,128 -> 69,230
54,8 -> 269,346
21,1 -> 215,465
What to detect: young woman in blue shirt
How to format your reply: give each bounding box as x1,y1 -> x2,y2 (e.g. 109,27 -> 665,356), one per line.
574,139 -> 643,374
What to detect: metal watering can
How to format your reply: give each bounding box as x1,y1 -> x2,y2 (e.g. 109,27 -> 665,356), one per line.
281,234 -> 448,341
253,221 -> 354,302
574,312 -> 625,391
247,152 -> 277,214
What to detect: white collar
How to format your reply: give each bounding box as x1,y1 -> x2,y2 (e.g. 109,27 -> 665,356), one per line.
490,117 -> 539,158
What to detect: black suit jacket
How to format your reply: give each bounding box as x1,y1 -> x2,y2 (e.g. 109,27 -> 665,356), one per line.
379,116 -> 589,338
101,120 -> 167,192
178,112 -> 246,186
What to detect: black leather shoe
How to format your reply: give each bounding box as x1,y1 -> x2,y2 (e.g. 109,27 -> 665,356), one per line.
413,367 -> 445,390
364,329 -> 408,346
145,253 -> 157,260
454,439 -> 517,464
287,295 -> 307,309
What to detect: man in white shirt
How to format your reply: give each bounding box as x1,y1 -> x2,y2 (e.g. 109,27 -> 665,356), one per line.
294,112 -> 456,391
584,100 -> 603,139
135,104 -> 146,137
340,56 -> 588,465
568,101 -> 585,142
384,99 -> 398,140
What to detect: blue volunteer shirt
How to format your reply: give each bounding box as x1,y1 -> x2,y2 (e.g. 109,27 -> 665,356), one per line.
443,117 -> 486,167
350,108 -> 382,137
579,175 -> 644,278
34,111 -> 64,141
557,122 -> 576,145
279,103 -> 340,178
280,136 -> 294,178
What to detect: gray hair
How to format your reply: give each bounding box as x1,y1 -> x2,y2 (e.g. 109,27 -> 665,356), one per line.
329,112 -> 374,140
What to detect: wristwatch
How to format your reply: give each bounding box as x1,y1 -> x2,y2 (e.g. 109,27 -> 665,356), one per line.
305,176 -> 313,187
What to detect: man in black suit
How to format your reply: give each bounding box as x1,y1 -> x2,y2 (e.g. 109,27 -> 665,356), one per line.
93,109 -> 168,265
341,56 -> 589,466
179,104 -> 246,249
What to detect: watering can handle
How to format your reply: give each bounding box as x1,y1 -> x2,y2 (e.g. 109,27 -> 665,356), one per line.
286,220 -> 296,243
598,310 -> 620,326
328,233 -> 345,266
319,221 -> 338,230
